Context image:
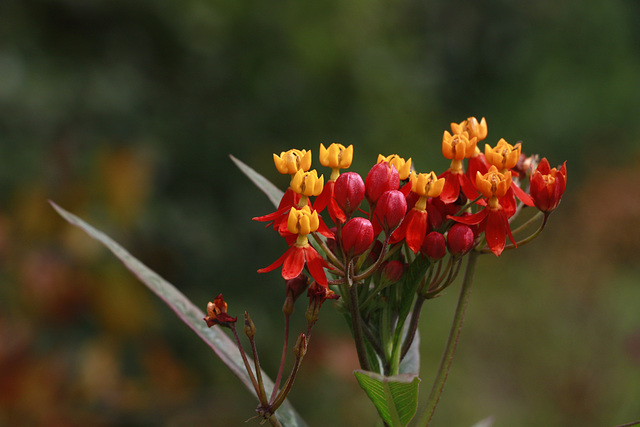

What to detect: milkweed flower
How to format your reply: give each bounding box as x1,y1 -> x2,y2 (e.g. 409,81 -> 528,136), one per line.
315,143 -> 353,223
258,205 -> 331,286
439,131 -> 479,203
482,138 -> 534,216
449,166 -> 516,256
254,149 -> 310,231
530,158 -> 567,213
377,154 -> 412,181
391,171 -> 445,253
484,138 -> 521,172
273,149 -> 312,175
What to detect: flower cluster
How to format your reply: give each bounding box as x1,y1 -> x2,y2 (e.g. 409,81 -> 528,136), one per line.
204,117 -> 567,424
256,117 -> 566,286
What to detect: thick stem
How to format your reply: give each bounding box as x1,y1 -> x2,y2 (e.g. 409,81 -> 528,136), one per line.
266,415 -> 284,427
348,264 -> 371,371
416,250 -> 479,426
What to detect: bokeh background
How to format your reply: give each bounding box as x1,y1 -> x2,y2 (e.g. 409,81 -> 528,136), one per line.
2,0 -> 640,426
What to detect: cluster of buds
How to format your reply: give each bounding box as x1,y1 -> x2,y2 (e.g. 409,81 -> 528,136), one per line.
204,117 -> 567,422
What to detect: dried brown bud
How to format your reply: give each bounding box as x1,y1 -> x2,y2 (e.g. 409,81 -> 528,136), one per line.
243,311 -> 256,338
293,333 -> 307,358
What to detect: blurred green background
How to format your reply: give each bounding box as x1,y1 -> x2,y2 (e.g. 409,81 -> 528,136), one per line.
2,0 -> 640,425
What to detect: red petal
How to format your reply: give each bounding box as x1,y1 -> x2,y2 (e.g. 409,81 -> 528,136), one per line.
404,209 -> 428,254
485,209 -> 508,256
535,158 -> 551,175
448,209 -> 488,226
282,246 -> 306,280
313,181 -> 332,214
303,246 -> 329,286
400,181 -> 412,197
511,182 -> 534,207
458,173 -> 479,201
257,245 -> 293,274
438,171 -> 460,204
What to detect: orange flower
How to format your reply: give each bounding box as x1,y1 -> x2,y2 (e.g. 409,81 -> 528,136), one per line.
449,166 -> 516,256
442,131 -> 477,161
377,154 -> 412,180
484,138 -> 521,172
273,149 -> 312,175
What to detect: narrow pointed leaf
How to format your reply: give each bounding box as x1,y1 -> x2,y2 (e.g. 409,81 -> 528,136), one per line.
354,370 -> 420,427
230,154 -> 284,208
50,201 -> 306,427
399,327 -> 420,375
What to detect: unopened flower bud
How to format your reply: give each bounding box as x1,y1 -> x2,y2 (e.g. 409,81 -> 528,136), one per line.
374,190 -> 407,233
283,274 -> 310,316
334,172 -> 365,218
306,281 -> 340,327
422,231 -> 446,260
447,223 -> 475,255
365,162 -> 400,203
244,311 -> 256,338
342,217 -> 374,257
293,333 -> 307,358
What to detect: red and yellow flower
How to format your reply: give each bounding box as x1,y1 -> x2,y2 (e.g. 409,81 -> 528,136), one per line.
315,143 -> 353,223
450,166 -> 516,256
377,154 -> 412,181
530,158 -> 567,213
390,171 -> 445,253
439,131 -> 479,204
258,205 -> 331,286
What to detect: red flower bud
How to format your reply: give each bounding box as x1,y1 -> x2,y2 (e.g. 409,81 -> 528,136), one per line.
374,190 -> 407,233
341,217 -> 374,257
334,172 -> 365,218
381,260 -> 404,283
365,162 -> 400,203
447,223 -> 475,255
530,158 -> 567,213
422,231 -> 446,260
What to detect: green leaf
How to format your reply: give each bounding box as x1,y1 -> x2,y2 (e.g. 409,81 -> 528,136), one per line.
50,201 -> 306,427
230,154 -> 284,208
354,370 -> 420,427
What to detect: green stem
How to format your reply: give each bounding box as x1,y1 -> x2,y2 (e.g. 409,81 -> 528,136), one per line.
417,250 -> 479,426
348,263 -> 371,371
